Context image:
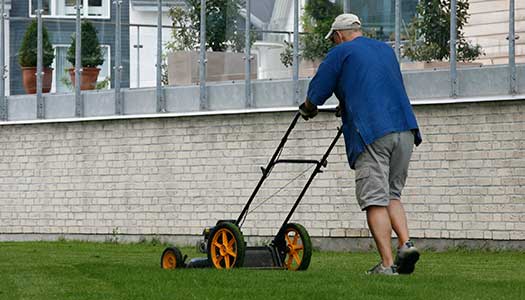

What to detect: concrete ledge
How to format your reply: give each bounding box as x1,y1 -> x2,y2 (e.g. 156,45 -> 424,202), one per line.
2,95 -> 525,126
1,233 -> 524,251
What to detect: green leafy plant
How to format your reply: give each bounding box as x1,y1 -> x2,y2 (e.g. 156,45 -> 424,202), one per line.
403,0 -> 483,62
280,0 -> 342,67
18,20 -> 55,68
301,0 -> 342,62
106,227 -> 120,244
279,40 -> 294,68
66,21 -> 105,67
166,0 -> 252,52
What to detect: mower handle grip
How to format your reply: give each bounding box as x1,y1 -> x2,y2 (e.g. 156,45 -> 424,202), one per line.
318,107 -> 337,113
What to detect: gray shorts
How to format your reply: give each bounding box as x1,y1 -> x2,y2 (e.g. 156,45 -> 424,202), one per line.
354,131 -> 414,210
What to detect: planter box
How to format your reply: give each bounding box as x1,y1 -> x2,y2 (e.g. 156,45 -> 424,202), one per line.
167,51 -> 257,85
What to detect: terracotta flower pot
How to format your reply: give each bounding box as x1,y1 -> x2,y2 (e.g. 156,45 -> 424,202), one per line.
69,67 -> 101,90
21,67 -> 53,94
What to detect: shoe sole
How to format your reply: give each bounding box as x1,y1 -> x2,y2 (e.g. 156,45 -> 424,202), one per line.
397,250 -> 420,274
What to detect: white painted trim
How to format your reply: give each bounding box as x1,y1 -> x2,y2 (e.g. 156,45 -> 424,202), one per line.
1,94 -> 524,126
410,94 -> 525,105
28,0 -> 111,20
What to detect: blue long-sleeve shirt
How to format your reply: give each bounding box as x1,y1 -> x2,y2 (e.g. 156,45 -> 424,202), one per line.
307,36 -> 422,169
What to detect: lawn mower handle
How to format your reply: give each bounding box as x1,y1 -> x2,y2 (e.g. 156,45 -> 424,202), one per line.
235,108 -> 342,227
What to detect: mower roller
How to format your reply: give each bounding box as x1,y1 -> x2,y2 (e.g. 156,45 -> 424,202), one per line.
161,108 -> 342,271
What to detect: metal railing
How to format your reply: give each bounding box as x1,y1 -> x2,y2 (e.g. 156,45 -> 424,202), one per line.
0,0 -> 521,120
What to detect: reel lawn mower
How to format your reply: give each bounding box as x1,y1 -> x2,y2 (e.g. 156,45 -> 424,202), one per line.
161,108 -> 342,271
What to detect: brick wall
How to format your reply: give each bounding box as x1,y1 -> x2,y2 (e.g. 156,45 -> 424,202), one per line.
0,100 -> 524,243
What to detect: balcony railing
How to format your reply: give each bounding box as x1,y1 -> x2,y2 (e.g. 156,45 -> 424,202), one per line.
0,0 -> 522,121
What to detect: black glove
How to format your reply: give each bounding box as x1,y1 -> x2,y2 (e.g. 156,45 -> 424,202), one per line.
335,105 -> 341,118
299,102 -> 318,120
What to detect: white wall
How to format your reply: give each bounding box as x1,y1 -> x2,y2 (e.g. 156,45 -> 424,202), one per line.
1,100 -> 525,243
129,7 -> 172,88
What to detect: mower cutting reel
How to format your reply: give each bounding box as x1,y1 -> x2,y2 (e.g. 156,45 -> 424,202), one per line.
161,109 -> 342,271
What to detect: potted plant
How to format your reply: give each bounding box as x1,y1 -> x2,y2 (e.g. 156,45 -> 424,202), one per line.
18,20 -> 55,94
403,0 -> 483,68
165,0 -> 256,85
66,21 -> 105,90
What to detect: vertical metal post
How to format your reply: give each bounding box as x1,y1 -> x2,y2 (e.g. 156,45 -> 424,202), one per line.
156,0 -> 165,112
114,0 -> 122,114
75,0 -> 82,117
36,0 -> 44,118
245,0 -> 252,108
134,26 -> 142,88
509,0 -> 517,95
292,0 -> 299,104
395,0 -> 401,61
199,0 -> 207,110
0,0 -> 6,120
450,0 -> 458,98
343,0 -> 350,13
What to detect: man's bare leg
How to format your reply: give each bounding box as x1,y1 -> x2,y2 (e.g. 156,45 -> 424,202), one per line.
366,205 -> 394,267
387,199 -> 410,248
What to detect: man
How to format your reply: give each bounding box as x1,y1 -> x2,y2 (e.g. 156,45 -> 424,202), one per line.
299,14 -> 422,275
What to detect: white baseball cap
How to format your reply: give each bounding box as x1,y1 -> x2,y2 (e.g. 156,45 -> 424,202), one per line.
324,13 -> 362,40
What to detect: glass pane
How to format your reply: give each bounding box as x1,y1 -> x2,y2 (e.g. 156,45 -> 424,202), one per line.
88,0 -> 102,6
401,1 -> 494,70
55,46 -> 73,93
53,45 -> 110,93
128,2 -> 171,89
31,0 -> 51,16
298,0 -> 343,79
347,0 -> 418,42
164,1 -> 251,89
463,2 -> 510,67
98,46 -> 110,88
87,0 -> 107,17
252,0 -> 294,81
56,0 -> 76,17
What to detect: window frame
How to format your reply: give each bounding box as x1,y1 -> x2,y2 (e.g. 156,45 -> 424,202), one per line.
29,0 -> 111,20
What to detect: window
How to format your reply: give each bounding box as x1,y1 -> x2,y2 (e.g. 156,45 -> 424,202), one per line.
52,45 -> 111,93
342,0 -> 419,41
87,0 -> 105,17
30,0 -> 51,16
30,0 -> 110,19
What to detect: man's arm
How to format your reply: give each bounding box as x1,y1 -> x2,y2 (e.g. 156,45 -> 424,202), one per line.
299,48 -> 343,120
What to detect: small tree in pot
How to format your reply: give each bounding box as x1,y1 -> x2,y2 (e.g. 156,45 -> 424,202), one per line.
67,21 -> 105,90
18,20 -> 55,94
403,0 -> 483,63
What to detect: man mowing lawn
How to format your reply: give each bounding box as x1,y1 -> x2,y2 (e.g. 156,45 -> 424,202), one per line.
299,13 -> 422,275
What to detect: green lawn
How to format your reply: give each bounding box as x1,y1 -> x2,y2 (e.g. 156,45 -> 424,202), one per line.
0,241 -> 523,300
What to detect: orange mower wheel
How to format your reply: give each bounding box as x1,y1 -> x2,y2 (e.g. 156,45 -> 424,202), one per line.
207,222 -> 245,269
283,223 -> 312,271
161,247 -> 183,269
